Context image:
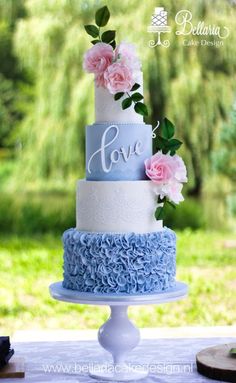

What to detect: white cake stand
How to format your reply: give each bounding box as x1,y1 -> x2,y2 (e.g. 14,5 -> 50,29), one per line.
49,281 -> 188,381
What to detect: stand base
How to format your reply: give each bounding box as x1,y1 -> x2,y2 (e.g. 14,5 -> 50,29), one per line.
49,281 -> 188,381
89,363 -> 148,381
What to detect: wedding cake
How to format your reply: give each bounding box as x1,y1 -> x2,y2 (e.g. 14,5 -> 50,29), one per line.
62,6 -> 187,295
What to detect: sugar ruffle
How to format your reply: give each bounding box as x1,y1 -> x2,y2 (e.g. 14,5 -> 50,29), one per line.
62,228 -> 176,294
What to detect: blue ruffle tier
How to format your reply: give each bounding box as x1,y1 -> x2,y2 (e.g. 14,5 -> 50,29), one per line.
62,228 -> 176,294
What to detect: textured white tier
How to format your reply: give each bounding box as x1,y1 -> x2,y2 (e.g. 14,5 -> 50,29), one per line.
95,72 -> 144,124
76,180 -> 163,233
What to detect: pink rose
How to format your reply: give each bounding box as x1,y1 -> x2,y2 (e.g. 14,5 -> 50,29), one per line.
159,182 -> 184,204
167,182 -> 184,204
115,42 -> 141,71
145,151 -> 187,204
104,62 -> 135,94
145,152 -> 187,185
83,43 -> 113,75
172,154 -> 188,183
153,182 -> 184,204
145,152 -> 175,184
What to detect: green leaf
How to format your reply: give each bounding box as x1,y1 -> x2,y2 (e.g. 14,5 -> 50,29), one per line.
134,102 -> 148,116
131,92 -> 143,102
167,138 -> 183,151
101,30 -> 116,43
155,199 -> 175,220
161,117 -> 175,139
155,206 -> 165,220
155,136 -> 169,150
95,6 -> 110,27
166,200 -> 176,209
84,25 -> 99,38
122,97 -> 132,110
110,40 -> 116,49
114,92 -> 124,101
155,136 -> 182,153
162,148 -> 169,154
131,83 -> 140,91
91,39 -> 101,45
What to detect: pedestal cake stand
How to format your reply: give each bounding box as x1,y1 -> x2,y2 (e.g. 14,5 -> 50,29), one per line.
49,281 -> 188,381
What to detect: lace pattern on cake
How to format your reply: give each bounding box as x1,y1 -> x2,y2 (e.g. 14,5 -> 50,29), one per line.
63,228 -> 176,294
78,184 -> 155,225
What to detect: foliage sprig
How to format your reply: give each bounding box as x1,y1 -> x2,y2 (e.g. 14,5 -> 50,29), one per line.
153,118 -> 184,220
84,6 -> 116,49
155,118 -> 182,156
113,83 -> 148,117
155,196 -> 176,220
84,6 -> 148,117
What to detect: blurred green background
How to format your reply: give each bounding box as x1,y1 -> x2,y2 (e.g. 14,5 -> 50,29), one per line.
0,0 -> 236,334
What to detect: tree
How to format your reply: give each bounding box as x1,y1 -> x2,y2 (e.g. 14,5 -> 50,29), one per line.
13,0 -> 94,185
0,0 -> 28,149
213,100 -> 236,181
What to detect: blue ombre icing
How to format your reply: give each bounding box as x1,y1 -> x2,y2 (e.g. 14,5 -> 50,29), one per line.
86,123 -> 152,181
63,228 -> 176,294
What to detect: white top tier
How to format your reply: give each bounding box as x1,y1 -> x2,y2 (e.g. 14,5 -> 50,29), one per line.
95,71 -> 144,124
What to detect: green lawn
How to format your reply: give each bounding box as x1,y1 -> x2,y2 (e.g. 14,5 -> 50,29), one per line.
0,230 -> 236,335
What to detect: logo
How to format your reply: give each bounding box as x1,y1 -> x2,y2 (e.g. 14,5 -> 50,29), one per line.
147,7 -> 230,48
147,7 -> 171,48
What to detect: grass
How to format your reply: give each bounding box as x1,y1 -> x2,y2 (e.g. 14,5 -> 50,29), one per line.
0,230 -> 236,335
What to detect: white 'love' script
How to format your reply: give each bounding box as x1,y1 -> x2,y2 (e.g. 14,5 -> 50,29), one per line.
87,125 -> 144,174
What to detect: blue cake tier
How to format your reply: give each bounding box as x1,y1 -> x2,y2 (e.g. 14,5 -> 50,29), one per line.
62,228 -> 176,294
86,123 -> 152,181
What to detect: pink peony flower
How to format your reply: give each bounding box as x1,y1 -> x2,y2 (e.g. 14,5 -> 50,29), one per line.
172,154 -> 188,183
145,151 -> 187,204
167,182 -> 184,204
157,182 -> 184,204
83,43 -> 114,75
153,182 -> 184,204
104,62 -> 135,94
145,152 -> 175,185
115,42 -> 141,71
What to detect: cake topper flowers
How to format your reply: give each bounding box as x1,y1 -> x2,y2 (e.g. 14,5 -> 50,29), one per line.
145,118 -> 188,220
83,6 -> 148,117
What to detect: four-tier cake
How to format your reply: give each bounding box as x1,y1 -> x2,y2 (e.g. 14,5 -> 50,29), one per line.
61,7 -> 187,295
